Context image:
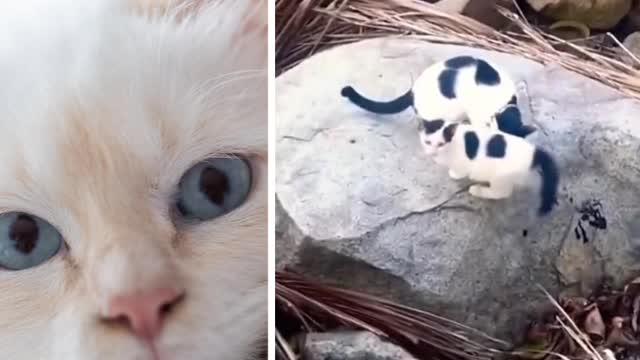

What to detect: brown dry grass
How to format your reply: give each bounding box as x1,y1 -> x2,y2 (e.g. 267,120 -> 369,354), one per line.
276,271 -> 629,360
276,0 -> 640,101
276,270 -> 511,360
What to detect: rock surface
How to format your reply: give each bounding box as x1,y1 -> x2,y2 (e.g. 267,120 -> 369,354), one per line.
302,331 -> 417,360
622,32 -> 640,67
276,38 -> 640,340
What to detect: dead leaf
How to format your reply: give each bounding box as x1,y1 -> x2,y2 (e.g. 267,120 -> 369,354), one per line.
612,316 -> 625,328
595,294 -> 623,319
584,307 -> 606,343
605,318 -> 639,348
562,297 -> 589,317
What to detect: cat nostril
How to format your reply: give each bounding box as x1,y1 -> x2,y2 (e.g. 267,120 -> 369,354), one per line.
104,287 -> 185,340
160,292 -> 185,316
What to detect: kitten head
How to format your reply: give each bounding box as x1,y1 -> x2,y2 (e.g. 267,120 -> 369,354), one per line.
0,0 -> 266,359
419,119 -> 457,155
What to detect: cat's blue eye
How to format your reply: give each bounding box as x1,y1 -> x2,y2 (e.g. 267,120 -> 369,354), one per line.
0,213 -> 62,270
176,157 -> 252,221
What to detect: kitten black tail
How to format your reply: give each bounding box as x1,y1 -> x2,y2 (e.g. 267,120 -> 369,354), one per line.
531,148 -> 559,216
341,86 -> 414,114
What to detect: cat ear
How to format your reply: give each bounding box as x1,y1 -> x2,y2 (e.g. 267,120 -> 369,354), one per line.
133,0 -> 266,33
443,123 -> 458,142
134,0 -> 266,63
133,0 -> 204,17
230,0 -> 267,51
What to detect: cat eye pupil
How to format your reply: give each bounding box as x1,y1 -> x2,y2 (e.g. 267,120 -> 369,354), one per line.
10,214 -> 39,254
176,157 -> 252,222
0,212 -> 62,271
200,167 -> 230,206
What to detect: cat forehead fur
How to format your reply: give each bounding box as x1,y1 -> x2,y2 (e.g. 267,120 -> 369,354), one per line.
0,1 -> 266,359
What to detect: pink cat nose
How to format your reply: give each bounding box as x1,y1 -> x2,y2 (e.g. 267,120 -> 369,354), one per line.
105,287 -> 184,339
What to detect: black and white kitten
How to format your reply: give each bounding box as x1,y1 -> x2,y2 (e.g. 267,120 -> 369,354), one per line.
342,56 -> 536,138
419,119 -> 559,216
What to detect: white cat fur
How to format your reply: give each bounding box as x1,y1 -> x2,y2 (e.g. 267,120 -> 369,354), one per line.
0,0 -> 266,359
412,58 -> 514,127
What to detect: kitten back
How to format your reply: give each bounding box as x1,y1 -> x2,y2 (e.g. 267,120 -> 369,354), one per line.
341,85 -> 414,114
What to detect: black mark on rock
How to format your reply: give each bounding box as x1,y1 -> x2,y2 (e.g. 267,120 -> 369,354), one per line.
574,199 -> 607,243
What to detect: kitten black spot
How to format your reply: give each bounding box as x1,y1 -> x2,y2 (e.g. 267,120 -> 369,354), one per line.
443,123 -> 458,142
487,134 -> 507,158
349,139 -> 356,144
423,119 -> 444,134
438,69 -> 458,99
508,95 -> 517,106
444,56 -> 476,69
464,131 -> 479,160
522,229 -> 528,237
475,59 -> 500,86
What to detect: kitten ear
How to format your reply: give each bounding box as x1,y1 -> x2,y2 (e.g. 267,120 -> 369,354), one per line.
443,123 -> 458,142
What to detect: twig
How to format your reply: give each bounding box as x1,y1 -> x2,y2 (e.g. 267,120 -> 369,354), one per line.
276,329 -> 297,360
606,32 -> 640,67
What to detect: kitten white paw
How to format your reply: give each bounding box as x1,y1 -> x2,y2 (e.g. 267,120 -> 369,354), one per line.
448,169 -> 466,180
469,184 -> 488,198
469,184 -> 512,199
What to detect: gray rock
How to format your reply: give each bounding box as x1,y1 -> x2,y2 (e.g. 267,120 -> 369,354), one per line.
622,32 -> 640,67
302,331 -> 417,360
276,38 -> 640,340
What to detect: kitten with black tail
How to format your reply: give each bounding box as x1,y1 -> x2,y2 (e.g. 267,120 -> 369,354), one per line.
419,119 -> 559,216
341,55 -> 536,138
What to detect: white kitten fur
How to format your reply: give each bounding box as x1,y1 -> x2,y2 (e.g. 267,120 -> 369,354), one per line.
0,1 -> 266,359
412,59 -> 514,127
422,124 -> 532,191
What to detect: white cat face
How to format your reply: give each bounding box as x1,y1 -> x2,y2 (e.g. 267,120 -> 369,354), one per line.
0,1 -> 266,359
